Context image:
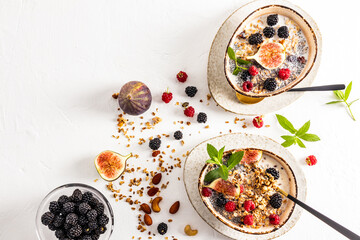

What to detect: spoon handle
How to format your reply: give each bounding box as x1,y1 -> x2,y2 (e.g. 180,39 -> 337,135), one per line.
288,84 -> 345,92
278,189 -> 360,239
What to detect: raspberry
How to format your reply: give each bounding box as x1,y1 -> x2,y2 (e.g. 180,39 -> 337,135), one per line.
252,116 -> 264,128
248,66 -> 258,76
201,187 -> 212,197
269,214 -> 280,225
240,185 -> 244,194
243,215 -> 254,225
278,68 -> 291,80
162,90 -> 173,103
176,71 -> 188,83
225,201 -> 236,212
244,200 -> 255,212
306,155 -> 317,166
184,106 -> 195,117
242,81 -> 253,92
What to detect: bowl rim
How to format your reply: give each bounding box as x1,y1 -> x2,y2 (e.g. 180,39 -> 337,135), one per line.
223,4 -> 318,98
35,183 -> 114,240
198,148 -> 298,234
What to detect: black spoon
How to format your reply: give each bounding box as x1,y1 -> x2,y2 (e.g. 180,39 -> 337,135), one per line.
288,84 -> 345,92
278,188 -> 360,240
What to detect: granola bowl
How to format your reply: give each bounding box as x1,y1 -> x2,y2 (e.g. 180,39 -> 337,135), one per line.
224,4 -> 318,98
184,133 -> 306,239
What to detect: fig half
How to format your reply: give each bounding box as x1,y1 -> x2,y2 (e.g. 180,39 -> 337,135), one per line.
247,42 -> 285,70
206,178 -> 241,197
241,149 -> 263,164
95,150 -> 132,181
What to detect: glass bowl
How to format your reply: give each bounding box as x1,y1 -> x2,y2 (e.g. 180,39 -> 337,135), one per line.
35,183 -> 114,240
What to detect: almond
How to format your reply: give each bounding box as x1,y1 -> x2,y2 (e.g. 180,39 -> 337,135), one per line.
169,201 -> 180,214
140,203 -> 151,214
144,214 -> 152,226
152,173 -> 162,185
147,187 -> 159,197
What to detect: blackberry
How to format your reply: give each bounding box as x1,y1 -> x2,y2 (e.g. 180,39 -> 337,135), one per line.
83,226 -> 92,235
87,209 -> 98,222
157,222 -> 168,235
197,112 -> 207,123
79,202 -> 91,215
269,193 -> 283,209
57,195 -> 69,206
63,202 -> 75,213
82,236 -> 92,240
95,203 -> 104,215
66,213 -> 78,225
55,229 -> 65,239
240,70 -> 251,82
63,223 -> 72,230
91,234 -> 100,240
88,197 -> 99,208
68,225 -> 82,238
263,78 -> 277,91
266,168 -> 280,180
41,212 -> 54,226
95,226 -> 106,235
149,138 -> 161,150
263,27 -> 275,38
173,130 -> 183,140
78,215 -> 88,226
287,55 -> 297,62
248,33 -> 263,45
72,189 -> 83,202
48,223 -> 57,231
82,192 -> 93,203
49,201 -> 61,214
215,194 -> 227,207
278,26 -> 289,39
97,214 -> 109,226
88,221 -> 98,231
185,86 -> 198,97
53,215 -> 64,228
267,14 -> 278,26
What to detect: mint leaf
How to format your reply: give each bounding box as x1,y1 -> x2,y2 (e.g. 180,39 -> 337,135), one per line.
296,138 -> 306,148
349,99 -> 359,106
281,140 -> 295,147
207,144 -> 218,159
219,165 -> 229,180
227,151 -> 244,170
299,133 -> 320,142
296,120 -> 310,137
227,47 -> 236,61
204,168 -> 222,182
345,81 -> 352,101
326,101 -> 343,104
281,135 -> 295,141
237,58 -> 251,65
218,146 -> 225,164
276,114 -> 297,134
233,67 -> 241,75
206,159 -> 218,164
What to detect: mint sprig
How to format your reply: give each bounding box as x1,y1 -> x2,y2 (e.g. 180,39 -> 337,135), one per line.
276,114 -> 320,148
326,81 -> 358,121
227,47 -> 251,75
204,144 -> 244,182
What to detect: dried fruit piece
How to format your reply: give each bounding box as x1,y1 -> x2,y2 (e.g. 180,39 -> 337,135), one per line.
151,197 -> 163,212
152,173 -> 162,185
118,81 -> 152,115
184,225 -> 198,236
144,214 -> 152,226
140,203 -> 151,214
241,150 -> 262,164
95,150 -> 132,181
147,187 -> 159,197
169,201 -> 180,214
206,178 -> 241,197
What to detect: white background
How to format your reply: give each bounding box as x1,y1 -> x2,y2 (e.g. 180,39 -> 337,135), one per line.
1,0 -> 360,239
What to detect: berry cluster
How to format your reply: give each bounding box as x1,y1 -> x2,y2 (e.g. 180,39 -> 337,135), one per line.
41,189 -> 109,240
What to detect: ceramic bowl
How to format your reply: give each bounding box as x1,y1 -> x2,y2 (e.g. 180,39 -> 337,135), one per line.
224,4 -> 318,98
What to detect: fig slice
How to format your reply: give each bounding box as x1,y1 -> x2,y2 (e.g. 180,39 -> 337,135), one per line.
95,150 -> 132,181
241,150 -> 263,164
247,42 -> 285,70
205,178 -> 241,197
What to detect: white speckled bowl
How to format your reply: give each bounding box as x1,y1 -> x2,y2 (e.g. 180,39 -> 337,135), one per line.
208,0 -> 322,115
184,133 -> 306,240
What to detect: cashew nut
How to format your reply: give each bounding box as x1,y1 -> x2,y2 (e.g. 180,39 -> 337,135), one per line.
184,224 -> 198,236
151,196 -> 162,212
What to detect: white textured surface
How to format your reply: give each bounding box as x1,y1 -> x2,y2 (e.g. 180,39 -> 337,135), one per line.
0,0 -> 360,239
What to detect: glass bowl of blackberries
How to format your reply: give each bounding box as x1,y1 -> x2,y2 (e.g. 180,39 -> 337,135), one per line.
36,183 -> 114,240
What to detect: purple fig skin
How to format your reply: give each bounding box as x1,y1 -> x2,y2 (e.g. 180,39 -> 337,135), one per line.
118,81 -> 152,115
